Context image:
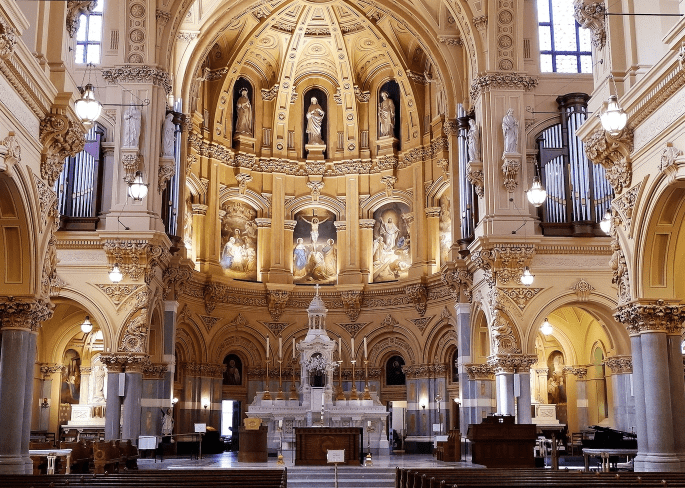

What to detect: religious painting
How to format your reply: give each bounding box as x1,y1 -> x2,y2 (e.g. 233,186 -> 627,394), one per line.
439,194 -> 452,267
547,350 -> 566,404
378,80 -> 401,144
451,348 -> 459,383
233,78 -> 253,138
183,197 -> 193,254
61,349 -> 81,404
292,208 -> 337,284
372,202 -> 411,282
223,354 -> 243,386
386,355 -> 406,386
220,200 -> 258,281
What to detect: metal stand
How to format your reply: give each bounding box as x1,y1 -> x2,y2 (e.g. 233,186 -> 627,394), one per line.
277,359 -> 285,400
263,358 -> 271,400
363,360 -> 371,400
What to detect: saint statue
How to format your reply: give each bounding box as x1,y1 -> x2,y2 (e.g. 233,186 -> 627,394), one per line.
235,88 -> 253,136
467,119 -> 481,162
378,91 -> 396,138
502,108 -> 519,154
306,97 -> 325,145
123,106 -> 142,148
161,113 -> 175,158
161,408 -> 174,436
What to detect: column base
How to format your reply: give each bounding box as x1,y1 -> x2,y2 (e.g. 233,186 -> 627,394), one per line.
0,455 -> 31,474
634,453 -> 683,472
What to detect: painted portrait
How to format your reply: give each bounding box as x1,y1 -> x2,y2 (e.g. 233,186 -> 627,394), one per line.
220,201 -> 258,281
61,349 -> 81,404
372,202 -> 411,282
547,350 -> 566,404
223,354 -> 243,386
292,209 -> 337,284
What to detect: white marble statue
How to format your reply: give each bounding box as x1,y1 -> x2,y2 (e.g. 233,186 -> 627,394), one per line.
235,88 -> 253,136
502,108 -> 519,154
378,91 -> 396,137
467,119 -> 481,162
161,113 -> 175,158
306,97 -> 325,145
123,106 -> 142,148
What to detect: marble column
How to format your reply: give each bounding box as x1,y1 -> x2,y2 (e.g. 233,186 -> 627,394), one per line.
453,301 -> 473,434
564,366 -> 589,432
0,298 -> 49,474
666,333 -> 685,465
616,300 -> 684,472
604,356 -> 634,433
516,371 -> 532,424
424,207 -> 441,275
121,359 -> 145,445
101,357 -> 124,441
464,364 -> 495,425
489,356 -> 515,416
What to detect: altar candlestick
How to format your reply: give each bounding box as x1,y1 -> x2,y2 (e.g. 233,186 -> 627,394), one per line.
266,335 -> 270,358
351,337 -> 355,359
364,337 -> 368,359
279,337 -> 282,360
292,338 -> 296,359
338,338 -> 342,357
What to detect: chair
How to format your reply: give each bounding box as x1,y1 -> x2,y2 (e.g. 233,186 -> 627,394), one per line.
568,432 -> 583,456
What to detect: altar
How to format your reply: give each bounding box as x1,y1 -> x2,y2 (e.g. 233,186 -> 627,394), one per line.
246,287 -> 390,456
295,427 -> 361,465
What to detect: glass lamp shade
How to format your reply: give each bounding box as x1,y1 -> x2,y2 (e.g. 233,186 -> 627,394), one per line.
540,318 -> 553,336
526,176 -> 547,207
600,211 -> 612,234
600,95 -> 627,136
109,264 -> 123,283
75,84 -> 102,125
81,315 -> 93,333
520,266 -> 534,286
128,171 -> 149,201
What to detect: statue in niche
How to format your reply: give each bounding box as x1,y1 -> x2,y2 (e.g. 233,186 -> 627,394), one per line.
372,203 -> 411,282
378,91 -> 396,138
467,119 -> 481,162
220,201 -> 258,280
123,106 -> 142,148
306,97 -> 325,145
293,210 -> 337,284
439,195 -> 451,266
92,356 -> 106,403
161,113 -> 175,158
502,108 -> 519,154
235,88 -> 253,136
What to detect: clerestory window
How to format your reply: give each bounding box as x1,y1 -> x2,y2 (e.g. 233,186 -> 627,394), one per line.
75,1 -> 104,64
537,0 -> 592,73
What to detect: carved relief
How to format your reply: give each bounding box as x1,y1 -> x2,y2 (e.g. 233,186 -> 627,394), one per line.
259,321 -> 289,336
0,16 -> 17,59
95,283 -> 145,309
495,0 -> 515,71
614,299 -> 684,335
573,0 -> 606,49
119,311 -> 148,353
466,162 -> 484,198
340,290 -> 362,322
101,65 -> 172,94
500,287 -> 543,311
489,308 -> 521,355
199,315 -> 220,332
604,355 -> 633,374
0,131 -> 20,173
501,157 -> 520,192
441,266 -> 473,303
32,172 -> 57,231
235,173 -> 252,195
470,73 -> 538,100
40,112 -> 86,186
465,363 -> 493,380
609,238 -> 631,304
659,142 -> 682,172
158,161 -> 175,193
611,180 -> 642,232
583,127 -> 634,193
0,296 -> 53,331
261,84 -> 279,101
306,180 -> 324,202
405,284 -> 428,316
563,365 -> 588,380
66,1 -> 97,37
407,315 -> 434,334
570,278 -> 594,301
380,175 -> 397,197
268,290 -> 290,321
380,313 -> 399,329
337,322 -> 369,337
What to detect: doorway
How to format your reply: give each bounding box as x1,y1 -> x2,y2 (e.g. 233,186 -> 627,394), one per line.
389,400 -> 407,451
221,400 -> 241,450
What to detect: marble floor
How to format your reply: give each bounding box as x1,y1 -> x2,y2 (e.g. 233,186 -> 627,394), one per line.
137,451 -> 485,470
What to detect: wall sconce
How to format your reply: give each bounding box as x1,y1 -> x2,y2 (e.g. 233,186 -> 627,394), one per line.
172,397 -> 179,405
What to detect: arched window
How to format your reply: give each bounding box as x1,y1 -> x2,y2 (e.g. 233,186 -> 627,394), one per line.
75,1 -> 104,64
386,355 -> 406,386
537,0 -> 592,73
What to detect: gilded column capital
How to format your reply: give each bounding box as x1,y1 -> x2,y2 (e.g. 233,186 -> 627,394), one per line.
255,217 -> 272,228
122,355 -> 149,374
334,220 -> 347,231
283,219 -> 297,231
182,362 -> 225,379
402,363 -> 448,379
563,365 -> 588,380
465,363 -> 494,380
604,355 -> 633,374
0,296 -> 53,332
614,299 -> 685,335
40,363 -> 64,378
142,362 -> 169,379
99,354 -> 127,373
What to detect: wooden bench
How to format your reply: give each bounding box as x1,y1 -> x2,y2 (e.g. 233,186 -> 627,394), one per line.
93,440 -> 123,474
435,430 -> 461,462
60,440 -> 92,473
118,440 -> 139,470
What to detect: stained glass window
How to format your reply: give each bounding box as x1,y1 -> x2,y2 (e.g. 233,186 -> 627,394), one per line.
537,0 -> 592,73
75,1 -> 103,64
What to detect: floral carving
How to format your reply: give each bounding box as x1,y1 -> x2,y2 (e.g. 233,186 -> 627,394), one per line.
158,161 -> 175,193
465,363 -> 493,380
66,1 -> 97,37
95,283 -> 145,309
490,307 -> 521,355
268,290 -> 290,321
611,181 -> 642,232
501,157 -> 520,192
571,278 -> 594,301
573,0 -> 606,49
199,315 -> 220,332
563,365 -> 588,380
119,311 -> 149,353
340,290 -> 363,322
0,16 -> 17,59
583,127 -> 634,193
0,296 -> 53,331
337,322 -> 369,337
470,73 -> 539,100
500,287 -> 543,311
103,239 -> 170,283
261,84 -> 279,101
408,315 -> 434,334
609,238 -> 631,304
405,284 -> 428,316
466,161 -> 484,197
614,299 -> 685,335
604,356 -> 632,374
441,267 -> 473,302
40,112 -> 86,186
101,65 -> 172,94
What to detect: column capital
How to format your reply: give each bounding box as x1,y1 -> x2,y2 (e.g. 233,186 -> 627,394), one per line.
487,354 -> 538,374
99,354 -> 149,373
142,362 -> 169,379
402,363 -> 448,379
563,365 -> 589,380
0,296 -> 53,332
465,363 -> 493,380
39,363 -> 64,378
182,362 -> 225,379
614,299 -> 685,335
604,355 -> 633,374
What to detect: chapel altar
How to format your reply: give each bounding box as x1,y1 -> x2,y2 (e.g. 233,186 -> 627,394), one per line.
246,287 -> 390,456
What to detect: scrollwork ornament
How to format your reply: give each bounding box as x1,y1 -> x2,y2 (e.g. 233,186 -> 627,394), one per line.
573,0 -> 606,49
158,162 -> 175,193
66,1 -> 97,37
405,284 -> 428,316
604,355 -> 633,374
40,113 -> 86,186
340,290 -> 363,322
583,127 -> 633,193
268,290 -> 290,321
0,16 -> 17,60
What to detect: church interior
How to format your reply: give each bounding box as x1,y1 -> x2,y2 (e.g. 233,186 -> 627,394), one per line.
2,0 -> 685,479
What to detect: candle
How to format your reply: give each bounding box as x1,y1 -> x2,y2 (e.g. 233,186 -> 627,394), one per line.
339,338 -> 342,357
292,338 -> 296,359
266,335 -> 270,358
351,337 -> 355,359
279,337 -> 282,359
364,337 -> 368,359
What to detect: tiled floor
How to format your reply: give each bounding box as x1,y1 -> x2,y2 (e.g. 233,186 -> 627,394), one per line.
137,451 -> 484,470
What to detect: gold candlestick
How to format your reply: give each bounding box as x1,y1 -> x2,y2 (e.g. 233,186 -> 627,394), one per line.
263,358 -> 272,400
336,360 -> 345,400
276,359 -> 285,400
363,359 -> 371,400
350,359 -> 359,400
289,359 -> 298,401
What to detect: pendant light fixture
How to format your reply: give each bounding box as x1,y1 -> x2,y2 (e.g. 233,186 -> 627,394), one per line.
81,315 -> 93,333
521,266 -> 534,286
600,76 -> 627,136
128,171 -> 149,201
109,264 -> 123,283
526,175 -> 547,207
599,211 -> 612,234
540,317 -> 553,336
75,83 -> 102,127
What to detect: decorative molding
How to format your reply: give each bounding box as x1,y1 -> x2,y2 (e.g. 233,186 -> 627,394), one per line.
66,1 -> 96,37
465,363 -> 493,380
470,244 -> 535,287
406,70 -> 428,85
40,112 -> 86,186
659,142 -> 683,172
443,120 -> 459,137
405,284 -> 428,316
573,0 -> 606,49
103,239 -> 170,283
473,15 -> 488,31
403,363 -> 448,379
95,283 -> 145,309
0,297 -> 52,331
235,173 -> 252,195
615,299 -> 684,335
354,86 -> 370,103
611,180 -> 642,232
259,321 -> 290,336
268,290 -> 290,321
380,313 -> 399,329
0,16 -> 17,60
199,314 -> 220,332
470,72 -> 538,100
340,290 -> 363,322
562,365 -> 588,380
119,311 -> 149,353
466,161 -> 484,198
306,179 -> 324,202
441,266 -> 473,303
570,279 -> 594,301
500,287 -> 543,311
380,175 -> 397,198
183,362 -> 225,379
101,65 -> 172,94
438,35 -> 462,46
488,354 -> 538,374
407,315 -> 434,334
142,362 -> 168,379
501,156 -> 520,192
583,128 -> 634,194
604,355 -> 633,374
261,84 -> 279,101
337,322 -> 369,337
158,160 -> 175,193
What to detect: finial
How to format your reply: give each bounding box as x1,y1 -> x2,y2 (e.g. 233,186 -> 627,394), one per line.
315,283 -> 319,296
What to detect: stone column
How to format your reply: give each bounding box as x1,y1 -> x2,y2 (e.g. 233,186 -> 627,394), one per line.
284,219 -> 296,275
604,356 -> 634,433
359,219 -> 375,283
339,175 -> 361,284
514,356 -> 538,424
101,356 -> 125,441
564,366 -> 589,432
141,363 -> 170,437
0,298 -> 50,474
615,300 -> 684,472
424,207 -> 441,275
38,364 -> 63,433
334,221 -> 348,281
268,174 -> 289,282
121,358 -> 146,445
489,356 -> 515,416
255,218 -> 272,282
666,333 -> 685,465
464,364 -> 495,425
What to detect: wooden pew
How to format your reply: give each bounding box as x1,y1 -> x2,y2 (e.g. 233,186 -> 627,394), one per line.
93,440 -> 123,474
60,440 -> 92,473
118,440 -> 139,470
